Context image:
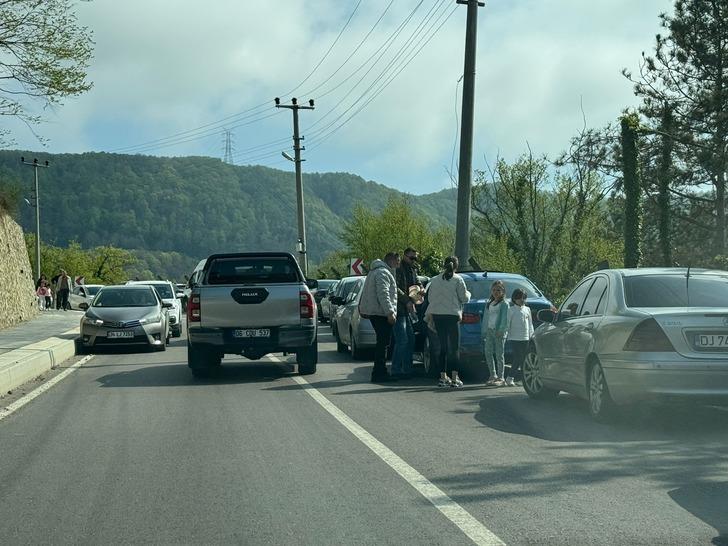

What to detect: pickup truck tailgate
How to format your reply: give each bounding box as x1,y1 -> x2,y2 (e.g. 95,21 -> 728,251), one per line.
199,284 -> 302,328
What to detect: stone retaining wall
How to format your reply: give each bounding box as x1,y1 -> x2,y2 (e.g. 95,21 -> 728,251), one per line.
0,212 -> 38,329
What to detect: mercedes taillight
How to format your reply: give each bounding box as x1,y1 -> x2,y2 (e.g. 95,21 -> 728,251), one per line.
623,318 -> 674,351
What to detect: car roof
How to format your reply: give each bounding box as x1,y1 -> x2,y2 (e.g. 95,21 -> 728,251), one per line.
101,285 -> 155,291
126,280 -> 173,285
459,271 -> 533,281
598,267 -> 728,278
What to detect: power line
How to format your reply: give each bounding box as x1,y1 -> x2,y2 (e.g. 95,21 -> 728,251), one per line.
307,3 -> 457,150
106,0 -> 363,155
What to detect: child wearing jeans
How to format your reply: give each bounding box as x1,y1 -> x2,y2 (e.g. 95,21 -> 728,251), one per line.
482,280 -> 508,386
506,288 -> 534,386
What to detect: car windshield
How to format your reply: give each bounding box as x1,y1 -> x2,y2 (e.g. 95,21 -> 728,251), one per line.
93,288 -> 158,307
625,274 -> 728,307
464,277 -> 543,300
206,256 -> 300,284
86,286 -> 101,296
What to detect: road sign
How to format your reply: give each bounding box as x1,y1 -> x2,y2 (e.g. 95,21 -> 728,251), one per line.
350,258 -> 364,276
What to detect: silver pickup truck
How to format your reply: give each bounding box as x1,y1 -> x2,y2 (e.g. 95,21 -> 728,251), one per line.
186,252 -> 318,377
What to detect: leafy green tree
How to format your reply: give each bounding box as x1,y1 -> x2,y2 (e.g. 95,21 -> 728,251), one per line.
621,112 -> 643,267
472,153 -> 622,301
0,0 -> 94,144
623,0 -> 728,255
340,196 -> 454,276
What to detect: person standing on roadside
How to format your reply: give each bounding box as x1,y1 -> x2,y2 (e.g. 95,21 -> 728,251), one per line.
392,247 -> 423,378
424,256 -> 471,388
482,280 -> 508,386
359,252 -> 400,383
54,269 -> 75,311
35,274 -> 48,290
36,280 -> 51,311
505,288 -> 534,386
51,271 -> 61,309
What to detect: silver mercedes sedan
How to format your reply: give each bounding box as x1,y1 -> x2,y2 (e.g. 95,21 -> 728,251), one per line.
523,268 -> 728,421
78,285 -> 172,352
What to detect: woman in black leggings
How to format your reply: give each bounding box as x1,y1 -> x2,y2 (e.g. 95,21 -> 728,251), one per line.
424,256 -> 471,388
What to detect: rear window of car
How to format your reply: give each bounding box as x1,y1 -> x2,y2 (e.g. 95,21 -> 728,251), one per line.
624,274 -> 728,307
205,256 -> 300,284
148,283 -> 174,298
464,276 -> 543,300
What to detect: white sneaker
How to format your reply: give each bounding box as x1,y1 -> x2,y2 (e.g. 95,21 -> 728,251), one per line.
451,378 -> 464,388
438,377 -> 452,388
505,377 -> 515,386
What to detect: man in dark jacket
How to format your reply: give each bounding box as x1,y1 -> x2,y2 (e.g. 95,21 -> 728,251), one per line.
391,247 -> 423,377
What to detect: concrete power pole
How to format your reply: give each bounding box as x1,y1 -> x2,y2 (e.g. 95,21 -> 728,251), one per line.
454,0 -> 484,269
21,157 -> 49,282
275,97 -> 315,277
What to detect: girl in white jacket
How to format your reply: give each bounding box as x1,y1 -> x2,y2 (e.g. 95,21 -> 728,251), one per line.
425,256 -> 471,387
506,288 -> 534,386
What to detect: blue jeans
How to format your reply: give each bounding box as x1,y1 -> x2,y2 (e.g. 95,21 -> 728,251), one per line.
391,314 -> 414,375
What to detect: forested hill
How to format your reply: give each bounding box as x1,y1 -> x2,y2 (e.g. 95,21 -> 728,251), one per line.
0,151 -> 456,264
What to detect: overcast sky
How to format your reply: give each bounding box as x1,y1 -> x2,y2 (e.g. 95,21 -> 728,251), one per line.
7,0 -> 671,195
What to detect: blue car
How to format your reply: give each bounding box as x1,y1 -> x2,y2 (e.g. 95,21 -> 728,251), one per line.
419,271 -> 555,379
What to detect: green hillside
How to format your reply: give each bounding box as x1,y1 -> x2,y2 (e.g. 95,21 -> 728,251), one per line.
0,151 -> 456,270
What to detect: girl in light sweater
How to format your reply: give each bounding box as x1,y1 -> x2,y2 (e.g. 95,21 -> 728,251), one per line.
425,256 -> 471,388
506,288 -> 534,386
482,280 -> 509,386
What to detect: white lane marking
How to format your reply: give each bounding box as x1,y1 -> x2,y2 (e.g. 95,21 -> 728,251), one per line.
0,355 -> 93,422
269,356 -> 505,546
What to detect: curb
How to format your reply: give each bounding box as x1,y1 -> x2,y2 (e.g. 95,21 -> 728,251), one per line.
0,328 -> 79,394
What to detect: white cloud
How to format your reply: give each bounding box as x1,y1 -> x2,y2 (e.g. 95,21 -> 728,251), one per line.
6,0 -> 670,195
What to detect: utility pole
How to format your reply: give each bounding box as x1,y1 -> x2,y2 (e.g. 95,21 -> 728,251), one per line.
275,97 -> 315,277
454,0 -> 484,269
21,157 -> 49,282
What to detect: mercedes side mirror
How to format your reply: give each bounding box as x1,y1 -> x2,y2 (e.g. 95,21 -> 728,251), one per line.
79,302 -> 89,311
306,279 -> 319,290
162,302 -> 174,309
537,309 -> 555,323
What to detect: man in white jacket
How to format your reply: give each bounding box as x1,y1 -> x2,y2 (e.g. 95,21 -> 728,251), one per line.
359,252 -> 400,382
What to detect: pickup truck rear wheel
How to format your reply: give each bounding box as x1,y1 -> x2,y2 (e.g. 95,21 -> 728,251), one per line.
297,341 -> 318,375
188,343 -> 217,376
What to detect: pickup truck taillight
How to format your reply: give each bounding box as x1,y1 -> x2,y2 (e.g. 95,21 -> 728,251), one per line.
300,291 -> 315,320
187,295 -> 201,322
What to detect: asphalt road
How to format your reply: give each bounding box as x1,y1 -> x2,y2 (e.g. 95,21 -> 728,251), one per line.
1,323 -> 727,545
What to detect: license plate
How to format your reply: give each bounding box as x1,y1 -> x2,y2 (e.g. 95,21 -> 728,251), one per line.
694,333 -> 728,348
107,330 -> 134,339
233,329 -> 270,338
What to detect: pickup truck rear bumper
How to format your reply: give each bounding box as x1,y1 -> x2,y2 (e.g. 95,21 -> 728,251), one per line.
188,325 -> 316,353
